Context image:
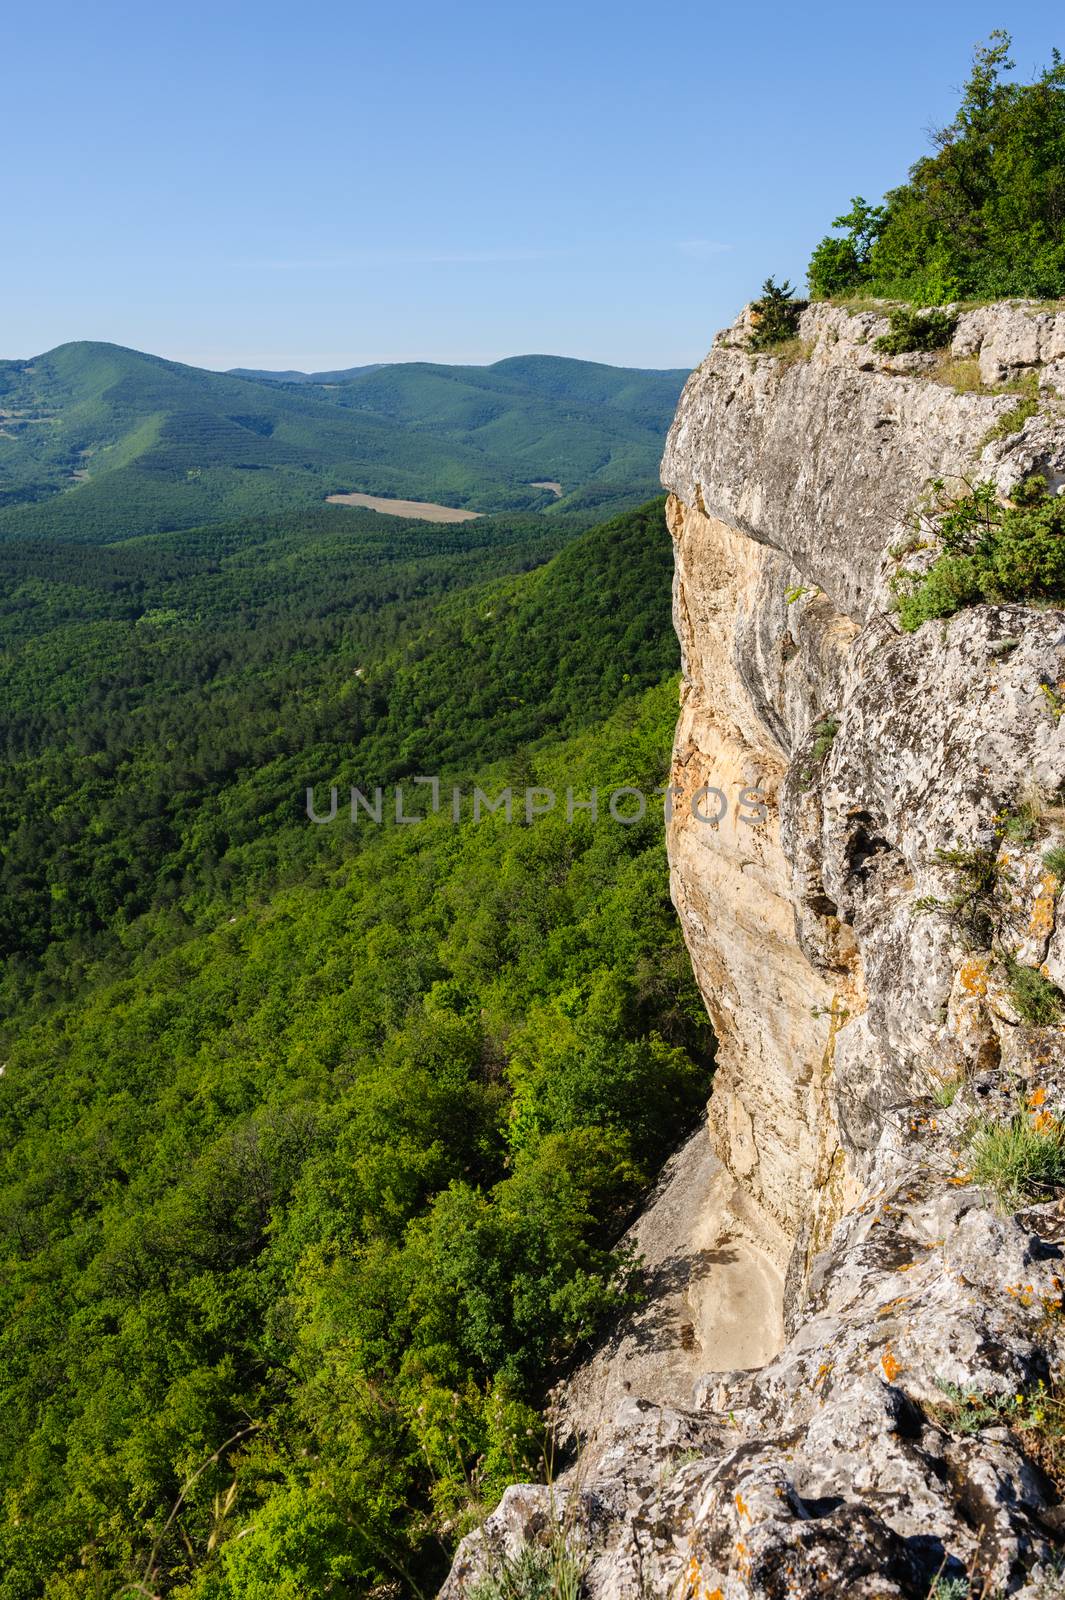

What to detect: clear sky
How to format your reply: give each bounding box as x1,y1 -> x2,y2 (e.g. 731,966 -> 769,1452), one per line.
5,1 -> 1061,371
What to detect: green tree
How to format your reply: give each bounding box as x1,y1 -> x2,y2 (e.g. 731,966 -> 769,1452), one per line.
807,34 -> 1065,302
807,197 -> 886,297
748,278 -> 805,349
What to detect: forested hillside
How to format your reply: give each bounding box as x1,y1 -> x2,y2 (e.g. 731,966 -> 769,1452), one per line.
0,499 -> 675,1011
0,343 -> 687,541
0,497 -> 713,1599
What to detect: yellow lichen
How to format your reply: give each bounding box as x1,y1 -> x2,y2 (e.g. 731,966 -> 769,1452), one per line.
881,1345 -> 903,1381
959,954 -> 991,996
1030,873 -> 1058,938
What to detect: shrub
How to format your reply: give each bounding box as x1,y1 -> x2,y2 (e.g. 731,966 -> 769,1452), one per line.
930,1378 -> 1065,1503
1016,1382 -> 1065,1497
894,477 -> 1065,631
969,1111 -> 1065,1204
807,235 -> 865,301
913,844 -> 1012,949
1044,845 -> 1065,881
931,1381 -> 1016,1434
809,716 -> 839,762
749,278 -> 806,351
807,198 -> 886,299
873,308 -> 959,356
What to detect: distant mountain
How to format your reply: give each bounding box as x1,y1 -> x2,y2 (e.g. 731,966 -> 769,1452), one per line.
226,363 -> 385,384
0,342 -> 688,543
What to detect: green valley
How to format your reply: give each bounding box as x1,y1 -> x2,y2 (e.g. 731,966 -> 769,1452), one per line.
0,52 -> 700,1600
0,495 -> 712,1599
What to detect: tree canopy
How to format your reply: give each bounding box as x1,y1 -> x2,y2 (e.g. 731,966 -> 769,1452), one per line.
808,34 -> 1065,303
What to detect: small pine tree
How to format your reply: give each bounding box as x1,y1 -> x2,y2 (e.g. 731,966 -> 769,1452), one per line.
749,278 -> 806,350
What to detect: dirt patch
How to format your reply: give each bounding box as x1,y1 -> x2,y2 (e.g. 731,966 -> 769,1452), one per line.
530,479 -> 563,497
326,491 -> 481,522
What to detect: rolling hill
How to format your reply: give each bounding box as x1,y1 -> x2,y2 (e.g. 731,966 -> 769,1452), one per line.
0,342 -> 687,542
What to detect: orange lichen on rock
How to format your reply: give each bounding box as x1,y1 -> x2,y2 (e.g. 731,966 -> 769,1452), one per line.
682,1555 -> 723,1600
958,955 -> 991,996
1029,872 -> 1058,939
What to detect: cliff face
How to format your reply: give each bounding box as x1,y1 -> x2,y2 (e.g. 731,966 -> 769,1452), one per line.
665,304 -> 1065,1303
442,304 -> 1065,1598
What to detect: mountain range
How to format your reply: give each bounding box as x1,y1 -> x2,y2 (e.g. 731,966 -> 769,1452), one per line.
0,341 -> 688,542
226,363 -> 385,384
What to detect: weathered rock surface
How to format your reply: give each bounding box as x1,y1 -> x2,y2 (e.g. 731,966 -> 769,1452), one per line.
441,302 -> 1065,1597
548,1122 -> 784,1476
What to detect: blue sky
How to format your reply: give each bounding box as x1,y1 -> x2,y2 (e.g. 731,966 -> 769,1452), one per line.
5,1 -> 1061,370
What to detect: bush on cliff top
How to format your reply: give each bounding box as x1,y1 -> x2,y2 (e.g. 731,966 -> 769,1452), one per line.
873,308 -> 959,356
808,33 -> 1065,303
893,476 -> 1065,631
748,277 -> 806,350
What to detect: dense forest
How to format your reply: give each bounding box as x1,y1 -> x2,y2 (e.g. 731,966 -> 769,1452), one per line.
807,34 -> 1065,303
0,499 -> 677,1012
0,495 -> 713,1597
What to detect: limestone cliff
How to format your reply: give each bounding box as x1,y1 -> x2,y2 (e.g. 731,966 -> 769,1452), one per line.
442,303 -> 1065,1598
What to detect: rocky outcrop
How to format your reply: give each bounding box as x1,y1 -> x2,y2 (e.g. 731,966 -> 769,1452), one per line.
665,301 -> 1065,1304
442,302 -> 1065,1597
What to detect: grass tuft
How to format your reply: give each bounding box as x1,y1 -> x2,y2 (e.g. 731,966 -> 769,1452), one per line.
798,715 -> 840,791
968,1110 -> 1065,1205
769,337 -> 814,370
931,354 -> 1046,398
930,1071 -> 965,1109
1005,957 -> 1065,1025
933,355 -> 986,394
982,393 -> 1040,447
472,1534 -> 585,1600
999,798 -> 1042,844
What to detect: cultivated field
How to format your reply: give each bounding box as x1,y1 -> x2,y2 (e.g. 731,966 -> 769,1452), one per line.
326,490 -> 481,521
